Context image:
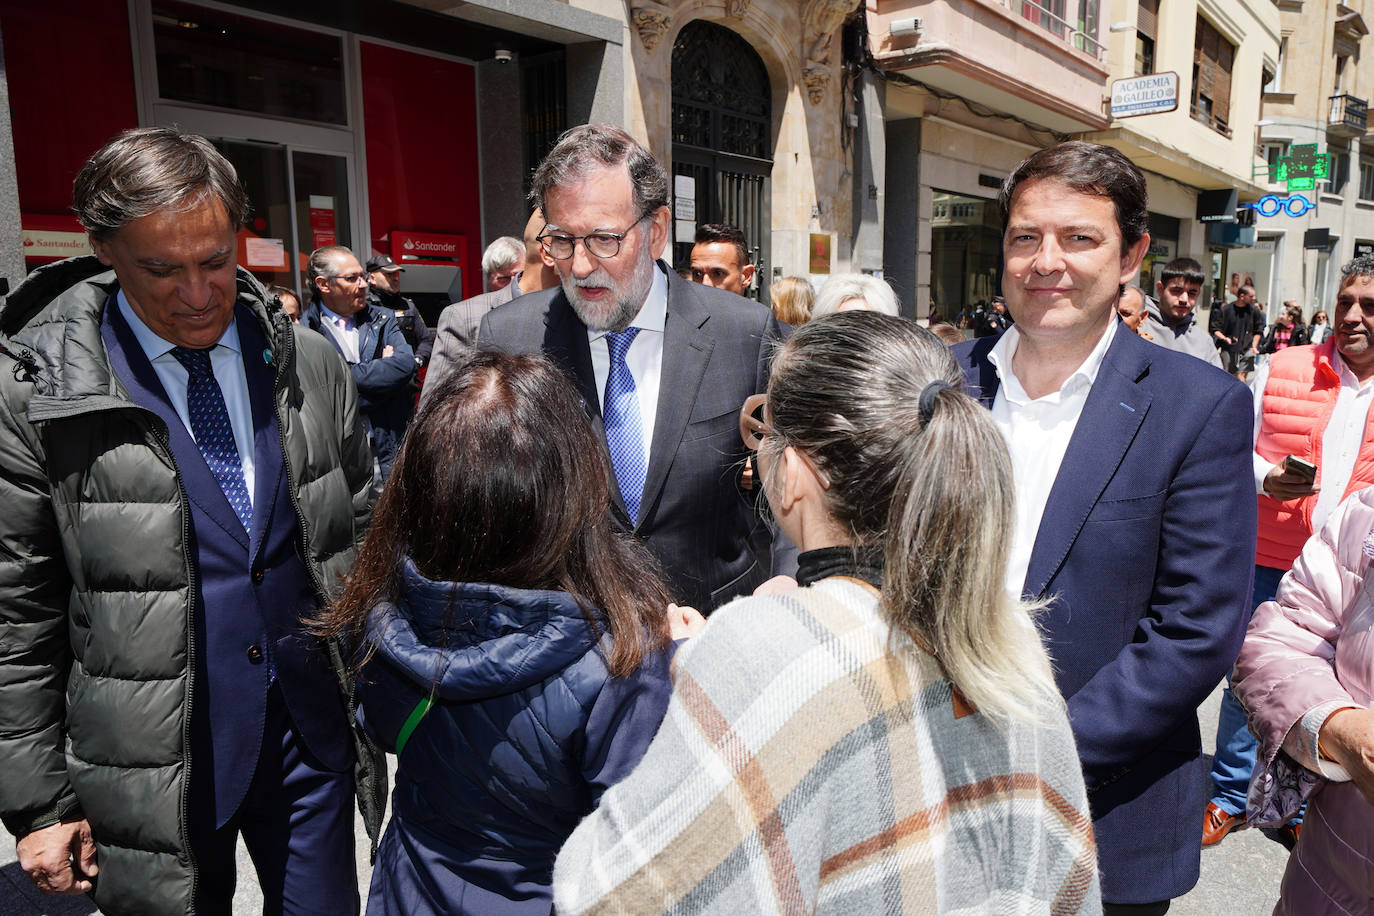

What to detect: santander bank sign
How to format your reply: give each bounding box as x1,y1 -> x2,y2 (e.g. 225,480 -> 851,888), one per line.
392,230 -> 463,262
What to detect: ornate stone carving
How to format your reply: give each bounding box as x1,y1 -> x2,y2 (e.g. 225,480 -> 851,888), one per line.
725,0 -> 751,17
803,65 -> 831,105
802,0 -> 856,64
632,7 -> 672,53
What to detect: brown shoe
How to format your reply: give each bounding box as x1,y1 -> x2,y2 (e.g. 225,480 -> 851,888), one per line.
1202,801 -> 1248,847
1276,821 -> 1302,851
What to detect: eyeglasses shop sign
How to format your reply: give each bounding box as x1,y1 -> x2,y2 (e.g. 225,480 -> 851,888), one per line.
1110,72 -> 1180,119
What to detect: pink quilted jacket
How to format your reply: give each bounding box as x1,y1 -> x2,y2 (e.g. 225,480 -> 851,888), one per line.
1235,486 -> 1374,915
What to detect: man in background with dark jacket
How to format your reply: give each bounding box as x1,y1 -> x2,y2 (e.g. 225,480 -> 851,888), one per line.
0,128 -> 382,916
304,245 -> 415,484
366,252 -> 434,369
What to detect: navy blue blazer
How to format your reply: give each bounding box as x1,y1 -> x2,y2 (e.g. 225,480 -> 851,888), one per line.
479,264 -> 790,613
953,325 -> 1257,904
102,300 -> 352,827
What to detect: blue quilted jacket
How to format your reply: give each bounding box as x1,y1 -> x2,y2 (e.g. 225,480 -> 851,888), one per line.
357,560 -> 673,915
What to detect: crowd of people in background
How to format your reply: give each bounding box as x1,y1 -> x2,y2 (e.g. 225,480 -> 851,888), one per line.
4,123 -> 1374,916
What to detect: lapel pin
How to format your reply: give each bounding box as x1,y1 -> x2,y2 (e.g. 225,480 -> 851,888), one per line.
263,349 -> 273,365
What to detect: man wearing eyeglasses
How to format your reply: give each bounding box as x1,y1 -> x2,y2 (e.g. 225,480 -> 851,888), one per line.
304,245 -> 415,483
479,124 -> 791,613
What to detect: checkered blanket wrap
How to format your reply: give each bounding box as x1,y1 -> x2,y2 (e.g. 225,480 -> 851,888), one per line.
553,578 -> 1100,915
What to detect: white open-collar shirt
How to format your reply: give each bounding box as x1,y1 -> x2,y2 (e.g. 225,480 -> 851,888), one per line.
988,318 -> 1120,598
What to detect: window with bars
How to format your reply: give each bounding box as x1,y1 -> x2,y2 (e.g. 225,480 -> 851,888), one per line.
1192,16 -> 1234,136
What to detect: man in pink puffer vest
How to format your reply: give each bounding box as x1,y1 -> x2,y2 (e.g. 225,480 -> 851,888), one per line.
1204,254 -> 1374,848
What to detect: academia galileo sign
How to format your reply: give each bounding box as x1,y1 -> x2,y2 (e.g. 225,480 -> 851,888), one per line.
1110,72 -> 1180,119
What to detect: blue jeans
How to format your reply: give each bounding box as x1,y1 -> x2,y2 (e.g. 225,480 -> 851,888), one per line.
1209,564 -> 1286,815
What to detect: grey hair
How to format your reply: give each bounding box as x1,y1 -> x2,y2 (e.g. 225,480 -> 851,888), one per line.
1340,254 -> 1374,289
73,127 -> 250,239
481,236 -> 525,275
529,124 -> 669,219
307,246 -> 357,299
812,273 -> 900,318
761,311 -> 1061,724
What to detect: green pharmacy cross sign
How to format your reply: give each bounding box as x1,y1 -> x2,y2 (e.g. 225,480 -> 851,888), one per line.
1274,144 -> 1330,191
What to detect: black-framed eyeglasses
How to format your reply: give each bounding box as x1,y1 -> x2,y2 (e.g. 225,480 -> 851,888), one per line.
538,212 -> 651,260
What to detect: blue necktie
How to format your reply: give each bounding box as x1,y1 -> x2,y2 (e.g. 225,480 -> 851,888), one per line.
172,347 -> 253,533
603,328 -> 646,523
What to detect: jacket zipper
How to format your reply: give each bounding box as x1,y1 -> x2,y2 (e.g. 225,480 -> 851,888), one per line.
150,418 -> 200,914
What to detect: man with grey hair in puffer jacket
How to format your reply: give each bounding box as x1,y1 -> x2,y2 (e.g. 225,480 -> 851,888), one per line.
0,127 -> 384,916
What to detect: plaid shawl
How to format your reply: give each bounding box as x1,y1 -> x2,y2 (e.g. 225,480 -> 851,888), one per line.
553,578 -> 1100,914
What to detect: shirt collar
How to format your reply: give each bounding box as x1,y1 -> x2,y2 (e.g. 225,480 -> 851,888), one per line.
1329,346 -> 1374,392
988,316 -> 1119,403
588,262 -> 669,343
117,289 -> 242,361
321,302 -> 359,328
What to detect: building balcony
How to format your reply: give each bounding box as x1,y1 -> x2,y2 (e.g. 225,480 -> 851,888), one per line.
869,0 -> 1111,134
1015,0 -> 1106,60
1329,93 -> 1368,137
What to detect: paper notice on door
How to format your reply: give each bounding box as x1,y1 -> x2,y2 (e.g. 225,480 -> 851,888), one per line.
246,237 -> 286,268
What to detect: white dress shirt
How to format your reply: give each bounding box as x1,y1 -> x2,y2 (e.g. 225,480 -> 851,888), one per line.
118,291 -> 256,504
1250,348 -> 1374,533
989,319 -> 1120,597
588,265 -> 668,468
318,304 -> 362,363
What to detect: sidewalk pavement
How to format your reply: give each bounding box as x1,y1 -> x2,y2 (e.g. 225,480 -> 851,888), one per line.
2,683 -> 1288,914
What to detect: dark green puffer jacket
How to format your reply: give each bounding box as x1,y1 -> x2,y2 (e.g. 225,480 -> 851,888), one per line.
0,257 -> 386,915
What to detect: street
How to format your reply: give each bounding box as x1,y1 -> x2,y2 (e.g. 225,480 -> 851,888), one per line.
1,682 -> 1290,915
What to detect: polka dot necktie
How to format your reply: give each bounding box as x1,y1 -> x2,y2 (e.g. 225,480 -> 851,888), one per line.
603,328 -> 646,524
171,347 -> 253,533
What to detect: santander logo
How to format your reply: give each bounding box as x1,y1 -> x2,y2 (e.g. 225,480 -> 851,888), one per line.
403,239 -> 415,250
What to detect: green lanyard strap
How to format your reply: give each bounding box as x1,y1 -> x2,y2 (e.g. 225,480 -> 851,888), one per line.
394,694 -> 434,756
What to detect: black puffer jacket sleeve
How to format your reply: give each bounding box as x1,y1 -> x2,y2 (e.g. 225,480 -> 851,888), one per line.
0,345 -> 81,837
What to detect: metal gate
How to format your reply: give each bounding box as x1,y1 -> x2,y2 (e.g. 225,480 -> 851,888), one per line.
671,20 -> 773,303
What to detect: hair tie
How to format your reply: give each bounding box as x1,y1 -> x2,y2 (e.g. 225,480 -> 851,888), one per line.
919,380 -> 951,427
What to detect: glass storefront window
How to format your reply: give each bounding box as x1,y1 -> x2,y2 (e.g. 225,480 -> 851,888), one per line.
930,190 -> 1001,320
153,0 -> 347,125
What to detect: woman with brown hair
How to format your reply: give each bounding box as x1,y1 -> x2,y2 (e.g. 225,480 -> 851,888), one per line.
316,350 -> 675,915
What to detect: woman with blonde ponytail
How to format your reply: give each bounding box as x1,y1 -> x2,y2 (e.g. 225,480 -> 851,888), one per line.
554,311 -> 1098,915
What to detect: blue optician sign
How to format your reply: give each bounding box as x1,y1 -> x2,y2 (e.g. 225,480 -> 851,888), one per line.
1245,194 -> 1316,218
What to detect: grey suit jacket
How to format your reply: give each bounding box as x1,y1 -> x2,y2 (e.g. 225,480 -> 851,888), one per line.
422,277 -> 522,398
479,262 -> 789,612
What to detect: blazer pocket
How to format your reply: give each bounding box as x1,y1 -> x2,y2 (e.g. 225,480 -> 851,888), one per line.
684,405 -> 739,442
1087,489 -> 1167,522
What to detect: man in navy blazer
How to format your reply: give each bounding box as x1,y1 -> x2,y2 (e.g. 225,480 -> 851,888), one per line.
479,124 -> 789,613
952,142 -> 1255,913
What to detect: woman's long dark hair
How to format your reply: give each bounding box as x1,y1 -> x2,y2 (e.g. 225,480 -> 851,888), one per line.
316,350 -> 671,677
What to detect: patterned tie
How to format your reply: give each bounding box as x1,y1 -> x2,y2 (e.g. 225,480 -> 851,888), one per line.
171,347 -> 253,532
603,328 -> 647,523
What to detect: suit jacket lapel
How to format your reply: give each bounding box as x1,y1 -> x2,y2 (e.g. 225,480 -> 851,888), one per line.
1023,332 -> 1152,598
641,276 -> 713,531
101,296 -> 250,551
236,306 -> 284,561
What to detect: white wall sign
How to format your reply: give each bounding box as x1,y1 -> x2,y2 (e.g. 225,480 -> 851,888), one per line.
1110,72 -> 1180,118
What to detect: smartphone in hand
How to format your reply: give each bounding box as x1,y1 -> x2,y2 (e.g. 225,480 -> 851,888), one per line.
1283,454 -> 1317,484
